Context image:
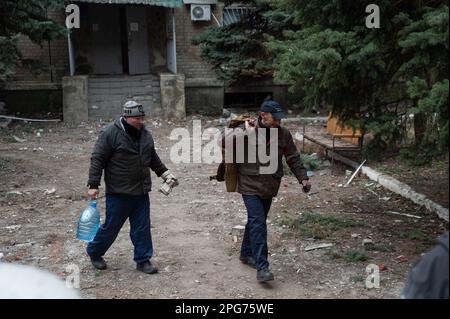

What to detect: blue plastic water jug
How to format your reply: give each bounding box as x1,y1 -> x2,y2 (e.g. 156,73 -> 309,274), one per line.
76,200 -> 100,242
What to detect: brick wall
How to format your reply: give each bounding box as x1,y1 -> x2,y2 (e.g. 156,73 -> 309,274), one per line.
7,4 -> 226,116
174,4 -> 222,79
12,5 -> 222,83
13,9 -> 69,83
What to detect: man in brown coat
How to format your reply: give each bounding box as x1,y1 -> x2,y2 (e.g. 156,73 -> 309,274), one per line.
223,100 -> 311,282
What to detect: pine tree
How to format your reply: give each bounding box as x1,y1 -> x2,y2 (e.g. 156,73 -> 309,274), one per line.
266,0 -> 448,162
0,0 -> 66,85
195,0 -> 448,162
192,0 -> 294,85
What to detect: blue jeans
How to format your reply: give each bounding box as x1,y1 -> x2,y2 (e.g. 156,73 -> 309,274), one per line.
241,195 -> 273,270
87,193 -> 153,264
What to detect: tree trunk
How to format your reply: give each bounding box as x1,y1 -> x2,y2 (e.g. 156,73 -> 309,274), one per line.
414,112 -> 426,145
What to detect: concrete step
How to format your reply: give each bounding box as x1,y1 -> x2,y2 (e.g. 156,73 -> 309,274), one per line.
88,75 -> 159,82
88,99 -> 160,110
89,82 -> 160,89
88,77 -> 160,90
89,88 -> 159,97
89,101 -> 158,119
86,76 -> 164,120
88,94 -> 161,104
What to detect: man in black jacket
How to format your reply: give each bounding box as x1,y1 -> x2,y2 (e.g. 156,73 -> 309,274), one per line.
86,101 -> 178,274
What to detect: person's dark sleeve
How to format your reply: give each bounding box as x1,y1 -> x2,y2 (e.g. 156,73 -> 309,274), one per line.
150,145 -> 168,177
283,130 -> 308,183
218,128 -> 226,149
402,233 -> 449,299
87,129 -> 113,187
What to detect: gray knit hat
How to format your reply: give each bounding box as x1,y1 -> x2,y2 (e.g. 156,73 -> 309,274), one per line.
123,100 -> 145,117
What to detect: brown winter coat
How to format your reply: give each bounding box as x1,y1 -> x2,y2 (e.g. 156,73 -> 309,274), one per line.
222,116 -> 308,198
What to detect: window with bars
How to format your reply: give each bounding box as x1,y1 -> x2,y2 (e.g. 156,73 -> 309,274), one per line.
222,6 -> 252,26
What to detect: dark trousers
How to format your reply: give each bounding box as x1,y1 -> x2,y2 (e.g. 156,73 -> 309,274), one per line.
87,193 -> 153,264
241,195 -> 273,270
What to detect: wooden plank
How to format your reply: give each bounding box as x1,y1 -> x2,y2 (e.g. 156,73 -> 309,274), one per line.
326,115 -> 362,145
332,133 -> 362,138
304,134 -> 359,150
326,115 -> 337,135
328,151 -> 359,169
303,135 -> 331,149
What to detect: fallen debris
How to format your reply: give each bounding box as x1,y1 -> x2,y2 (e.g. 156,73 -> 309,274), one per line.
12,135 -> 26,143
13,241 -> 37,248
385,211 -> 422,219
0,115 -> 60,122
5,225 -> 21,232
19,205 -> 34,211
344,160 -> 367,188
232,225 -> 245,235
305,243 -> 334,251
6,191 -> 23,196
44,188 -> 57,195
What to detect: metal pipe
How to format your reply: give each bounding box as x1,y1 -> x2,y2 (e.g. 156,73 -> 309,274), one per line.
67,30 -> 75,76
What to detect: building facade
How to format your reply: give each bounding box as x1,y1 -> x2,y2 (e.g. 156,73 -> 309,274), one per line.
2,0 -> 288,122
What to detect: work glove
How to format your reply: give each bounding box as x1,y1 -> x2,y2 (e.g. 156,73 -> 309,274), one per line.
159,170 -> 179,196
161,170 -> 179,186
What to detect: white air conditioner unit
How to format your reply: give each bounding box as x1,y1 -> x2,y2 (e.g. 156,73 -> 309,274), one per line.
191,4 -> 211,21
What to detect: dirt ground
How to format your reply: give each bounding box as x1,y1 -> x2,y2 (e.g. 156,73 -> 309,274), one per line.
0,117 -> 448,299
374,157 -> 449,209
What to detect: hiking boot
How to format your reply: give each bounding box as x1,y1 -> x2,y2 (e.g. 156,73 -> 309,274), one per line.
90,256 -> 107,270
136,261 -> 158,274
257,269 -> 274,283
239,255 -> 256,269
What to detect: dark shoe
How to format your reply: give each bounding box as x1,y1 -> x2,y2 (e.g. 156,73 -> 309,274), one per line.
257,269 -> 274,283
90,256 -> 107,270
240,255 -> 256,269
136,261 -> 158,274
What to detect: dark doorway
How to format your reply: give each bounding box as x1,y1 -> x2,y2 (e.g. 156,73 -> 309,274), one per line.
224,92 -> 273,109
88,4 -> 123,74
119,7 -> 129,74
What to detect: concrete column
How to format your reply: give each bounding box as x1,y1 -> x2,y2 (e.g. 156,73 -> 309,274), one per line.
160,73 -> 186,120
62,76 -> 88,124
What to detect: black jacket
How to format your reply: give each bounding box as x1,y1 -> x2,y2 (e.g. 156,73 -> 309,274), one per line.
88,118 -> 168,196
